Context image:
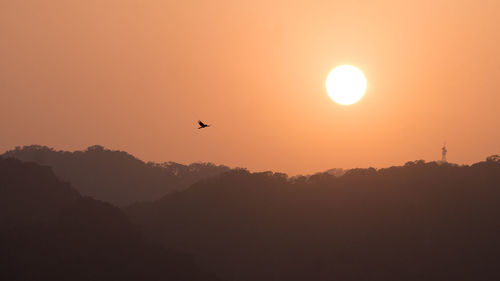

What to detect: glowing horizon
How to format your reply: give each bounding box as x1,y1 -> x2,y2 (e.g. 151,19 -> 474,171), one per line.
1,0 -> 499,175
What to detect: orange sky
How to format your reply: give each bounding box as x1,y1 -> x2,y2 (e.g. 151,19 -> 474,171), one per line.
1,0 -> 499,175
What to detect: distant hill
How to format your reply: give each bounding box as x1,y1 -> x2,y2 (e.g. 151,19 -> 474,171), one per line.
3,145 -> 230,205
0,157 -> 222,281
126,159 -> 500,281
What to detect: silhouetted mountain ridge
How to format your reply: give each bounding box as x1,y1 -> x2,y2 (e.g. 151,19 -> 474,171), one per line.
126,158 -> 500,281
0,157 -> 79,227
0,157 -> 222,281
3,145 -> 230,205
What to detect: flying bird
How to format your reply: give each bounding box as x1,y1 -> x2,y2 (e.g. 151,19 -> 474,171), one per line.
198,120 -> 210,129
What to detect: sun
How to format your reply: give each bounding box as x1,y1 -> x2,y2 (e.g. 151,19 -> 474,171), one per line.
326,65 -> 367,105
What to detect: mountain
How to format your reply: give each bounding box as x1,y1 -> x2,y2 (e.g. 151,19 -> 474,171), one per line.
0,157 -> 222,281
126,159 -> 500,281
3,145 -> 230,205
0,157 -> 79,227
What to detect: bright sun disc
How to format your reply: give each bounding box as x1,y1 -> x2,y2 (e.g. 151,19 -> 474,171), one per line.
326,65 -> 367,105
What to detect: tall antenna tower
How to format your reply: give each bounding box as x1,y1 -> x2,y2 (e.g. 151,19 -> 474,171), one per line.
441,143 -> 447,163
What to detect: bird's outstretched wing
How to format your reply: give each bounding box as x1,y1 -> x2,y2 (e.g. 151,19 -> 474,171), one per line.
198,120 -> 205,127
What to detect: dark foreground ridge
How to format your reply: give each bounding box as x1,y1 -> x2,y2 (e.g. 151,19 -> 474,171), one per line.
3,148 -> 500,281
3,145 -> 230,205
126,159 -> 500,281
0,157 -> 221,281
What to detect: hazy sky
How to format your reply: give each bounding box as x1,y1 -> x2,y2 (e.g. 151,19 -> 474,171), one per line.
1,0 -> 499,174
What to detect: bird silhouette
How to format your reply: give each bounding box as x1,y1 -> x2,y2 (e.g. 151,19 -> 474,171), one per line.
198,120 -> 210,129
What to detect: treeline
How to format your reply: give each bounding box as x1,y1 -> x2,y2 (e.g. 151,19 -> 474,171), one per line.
0,157 -> 221,281
3,144 -> 500,281
126,158 -> 500,281
3,145 -> 230,205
